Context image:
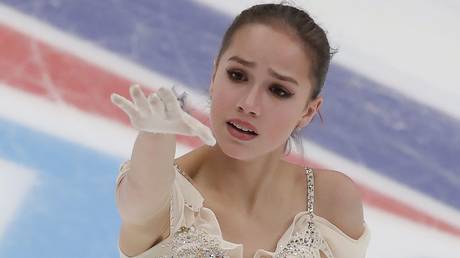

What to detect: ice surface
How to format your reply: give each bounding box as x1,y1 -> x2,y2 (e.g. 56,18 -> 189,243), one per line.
0,1 -> 458,257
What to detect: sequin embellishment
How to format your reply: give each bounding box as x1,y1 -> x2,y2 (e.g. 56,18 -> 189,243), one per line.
274,167 -> 334,258
167,225 -> 228,257
169,163 -> 229,257
170,163 -> 333,258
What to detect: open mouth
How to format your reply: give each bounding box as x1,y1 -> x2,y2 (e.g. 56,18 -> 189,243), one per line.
226,122 -> 258,136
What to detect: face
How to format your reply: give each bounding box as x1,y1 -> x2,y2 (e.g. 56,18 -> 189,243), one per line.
209,23 -> 322,160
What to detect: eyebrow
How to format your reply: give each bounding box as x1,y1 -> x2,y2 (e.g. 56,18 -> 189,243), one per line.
268,68 -> 298,86
228,56 -> 255,67
228,55 -> 299,86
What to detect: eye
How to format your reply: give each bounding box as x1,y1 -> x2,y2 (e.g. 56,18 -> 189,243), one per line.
270,85 -> 293,98
226,69 -> 247,82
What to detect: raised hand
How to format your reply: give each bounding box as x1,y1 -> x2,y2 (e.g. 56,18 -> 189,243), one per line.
111,84 -> 216,146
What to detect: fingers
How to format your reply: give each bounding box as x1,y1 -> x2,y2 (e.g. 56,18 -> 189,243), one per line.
111,93 -> 137,116
199,128 -> 216,146
147,92 -> 165,117
156,87 -> 182,118
182,113 -> 216,146
111,84 -> 216,144
130,84 -> 150,112
195,124 -> 216,146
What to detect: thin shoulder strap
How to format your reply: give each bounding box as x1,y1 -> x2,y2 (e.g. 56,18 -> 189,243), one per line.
305,167 -> 315,219
173,161 -> 194,183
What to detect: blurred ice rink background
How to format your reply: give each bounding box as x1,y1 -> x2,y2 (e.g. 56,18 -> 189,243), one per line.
0,0 -> 459,257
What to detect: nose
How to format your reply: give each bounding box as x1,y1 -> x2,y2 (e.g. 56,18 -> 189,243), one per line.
236,86 -> 260,117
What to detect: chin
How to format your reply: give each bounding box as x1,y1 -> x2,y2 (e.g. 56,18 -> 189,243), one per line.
218,138 -> 285,162
224,149 -> 256,161
210,120 -> 280,160
214,139 -> 255,161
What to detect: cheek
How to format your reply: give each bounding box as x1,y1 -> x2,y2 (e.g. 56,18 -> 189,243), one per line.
209,73 -> 301,147
210,86 -> 232,115
209,75 -> 238,115
209,84 -> 234,132
265,107 -> 299,141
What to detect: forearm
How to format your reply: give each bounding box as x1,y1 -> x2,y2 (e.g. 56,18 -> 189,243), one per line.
111,85 -> 213,224
116,131 -> 176,225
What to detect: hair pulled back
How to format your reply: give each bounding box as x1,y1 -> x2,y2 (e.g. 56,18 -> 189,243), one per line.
215,3 -> 336,100
214,3 -> 336,156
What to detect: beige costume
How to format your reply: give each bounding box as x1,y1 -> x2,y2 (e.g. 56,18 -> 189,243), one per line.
117,161 -> 370,258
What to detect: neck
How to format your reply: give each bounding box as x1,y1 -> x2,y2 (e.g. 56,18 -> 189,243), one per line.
197,144 -> 288,215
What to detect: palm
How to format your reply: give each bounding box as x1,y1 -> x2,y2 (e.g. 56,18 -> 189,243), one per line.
111,85 -> 216,146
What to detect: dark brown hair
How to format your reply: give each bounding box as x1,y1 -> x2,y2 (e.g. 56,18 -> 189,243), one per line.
214,3 -> 336,156
215,3 -> 336,101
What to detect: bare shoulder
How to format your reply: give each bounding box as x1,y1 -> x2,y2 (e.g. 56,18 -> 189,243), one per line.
313,168 -> 365,240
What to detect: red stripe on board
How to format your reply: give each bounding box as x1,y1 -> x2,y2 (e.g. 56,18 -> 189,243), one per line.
358,185 -> 460,237
285,154 -> 460,237
1,24 -> 459,238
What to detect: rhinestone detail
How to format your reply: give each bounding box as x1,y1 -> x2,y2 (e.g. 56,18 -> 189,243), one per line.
273,167 -> 334,258
170,162 -> 334,258
161,225 -> 228,258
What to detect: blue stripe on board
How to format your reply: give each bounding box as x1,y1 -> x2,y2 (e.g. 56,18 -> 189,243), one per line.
3,0 -> 460,209
0,119 -> 121,258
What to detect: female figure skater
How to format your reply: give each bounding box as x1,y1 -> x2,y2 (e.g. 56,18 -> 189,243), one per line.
111,3 -> 370,258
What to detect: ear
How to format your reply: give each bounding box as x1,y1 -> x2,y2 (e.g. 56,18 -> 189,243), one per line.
297,96 -> 323,129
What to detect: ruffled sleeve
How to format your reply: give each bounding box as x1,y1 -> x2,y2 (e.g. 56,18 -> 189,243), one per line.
314,216 -> 371,258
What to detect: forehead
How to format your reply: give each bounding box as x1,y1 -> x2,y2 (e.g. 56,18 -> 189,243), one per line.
221,23 -> 313,83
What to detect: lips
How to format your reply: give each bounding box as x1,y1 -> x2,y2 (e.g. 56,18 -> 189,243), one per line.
226,118 -> 258,135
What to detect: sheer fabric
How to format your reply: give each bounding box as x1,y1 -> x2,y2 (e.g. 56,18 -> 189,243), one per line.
117,161 -> 370,258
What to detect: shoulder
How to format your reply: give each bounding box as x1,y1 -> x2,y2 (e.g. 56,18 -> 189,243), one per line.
313,168 -> 365,240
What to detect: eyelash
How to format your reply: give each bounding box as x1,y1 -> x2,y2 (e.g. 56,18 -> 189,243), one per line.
226,69 -> 293,98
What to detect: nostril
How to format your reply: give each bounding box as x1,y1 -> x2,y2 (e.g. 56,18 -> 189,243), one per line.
237,105 -> 258,117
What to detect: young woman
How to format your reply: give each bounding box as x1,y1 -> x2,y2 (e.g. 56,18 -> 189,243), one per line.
111,3 -> 370,258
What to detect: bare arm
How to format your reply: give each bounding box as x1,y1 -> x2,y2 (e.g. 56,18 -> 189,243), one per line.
116,132 -> 176,257
116,132 -> 176,225
111,85 -> 215,256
